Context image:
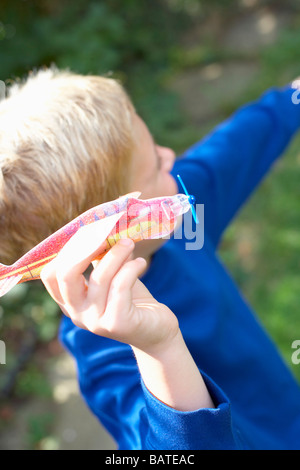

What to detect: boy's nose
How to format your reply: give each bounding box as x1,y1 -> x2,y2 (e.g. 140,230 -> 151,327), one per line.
156,145 -> 176,171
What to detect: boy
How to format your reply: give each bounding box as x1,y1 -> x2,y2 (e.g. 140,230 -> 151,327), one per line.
2,67 -> 300,449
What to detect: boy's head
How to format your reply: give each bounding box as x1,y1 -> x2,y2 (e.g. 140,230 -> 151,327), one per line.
0,67 -> 177,265
0,67 -> 135,264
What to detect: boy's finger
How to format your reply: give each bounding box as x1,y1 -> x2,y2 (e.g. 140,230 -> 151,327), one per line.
53,212 -> 124,307
98,257 -> 148,336
87,238 -> 135,302
40,257 -> 65,306
106,257 -> 147,307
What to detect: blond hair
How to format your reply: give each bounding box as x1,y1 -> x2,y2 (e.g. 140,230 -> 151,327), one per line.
0,67 -> 135,264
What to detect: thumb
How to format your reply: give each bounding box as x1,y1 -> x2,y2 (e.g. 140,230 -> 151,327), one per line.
131,277 -> 156,302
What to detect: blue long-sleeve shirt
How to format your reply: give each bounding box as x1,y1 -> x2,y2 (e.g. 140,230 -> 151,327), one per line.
60,85 -> 300,450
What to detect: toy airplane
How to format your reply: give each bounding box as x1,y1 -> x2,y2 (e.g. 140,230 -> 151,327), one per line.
0,190 -> 196,297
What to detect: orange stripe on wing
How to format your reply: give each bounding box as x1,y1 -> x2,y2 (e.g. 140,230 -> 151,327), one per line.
0,253 -> 58,281
27,253 -> 58,270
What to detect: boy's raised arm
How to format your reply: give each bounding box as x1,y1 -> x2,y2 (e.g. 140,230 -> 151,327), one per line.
175,82 -> 300,246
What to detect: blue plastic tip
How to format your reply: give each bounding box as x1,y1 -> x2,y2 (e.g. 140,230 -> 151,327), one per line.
189,195 -> 196,205
177,174 -> 199,224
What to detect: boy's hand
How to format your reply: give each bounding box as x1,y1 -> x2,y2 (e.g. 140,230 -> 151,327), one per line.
41,215 -> 214,412
40,215 -> 179,353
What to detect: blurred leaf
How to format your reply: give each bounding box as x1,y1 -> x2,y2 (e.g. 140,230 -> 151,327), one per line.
15,364 -> 52,399
27,412 -> 54,449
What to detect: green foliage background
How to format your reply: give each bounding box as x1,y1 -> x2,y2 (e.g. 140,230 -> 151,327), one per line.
1,0 -> 300,448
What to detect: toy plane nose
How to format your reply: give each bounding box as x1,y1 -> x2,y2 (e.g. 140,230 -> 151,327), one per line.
162,194 -> 191,220
188,195 -> 196,205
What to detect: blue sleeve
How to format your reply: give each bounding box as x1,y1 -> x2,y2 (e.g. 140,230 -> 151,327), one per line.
60,316 -> 244,450
140,373 -> 244,450
173,85 -> 300,247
